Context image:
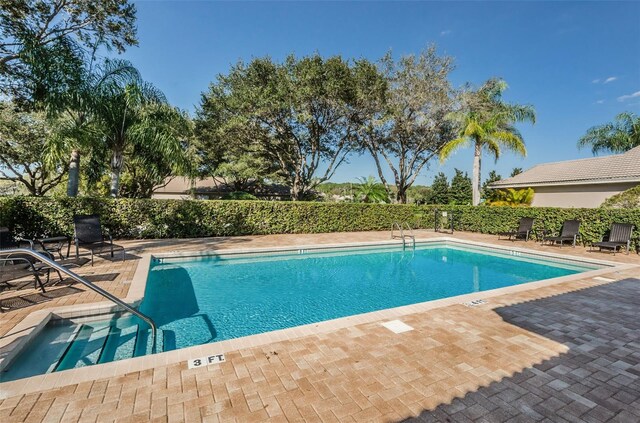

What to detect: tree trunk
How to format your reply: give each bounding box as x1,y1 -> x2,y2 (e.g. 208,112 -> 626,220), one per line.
110,150 -> 124,198
66,149 -> 80,197
396,187 -> 407,204
472,141 -> 482,206
291,176 -> 302,201
291,187 -> 302,201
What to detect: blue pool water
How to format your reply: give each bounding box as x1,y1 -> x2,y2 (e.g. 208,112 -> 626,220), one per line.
139,244 -> 591,350
1,243 -> 598,381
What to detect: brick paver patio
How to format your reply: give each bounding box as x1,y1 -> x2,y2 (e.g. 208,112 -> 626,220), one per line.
0,231 -> 638,422
407,278 -> 640,423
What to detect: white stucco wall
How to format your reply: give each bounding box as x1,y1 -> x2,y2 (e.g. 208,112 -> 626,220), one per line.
531,183 -> 638,208
151,193 -> 191,200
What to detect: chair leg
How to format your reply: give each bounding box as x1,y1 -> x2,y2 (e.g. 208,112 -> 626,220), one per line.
122,248 -> 126,262
33,272 -> 46,293
91,250 -> 94,267
53,269 -> 64,285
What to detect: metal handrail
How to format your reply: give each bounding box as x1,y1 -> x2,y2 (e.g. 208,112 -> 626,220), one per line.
391,221 -> 416,250
0,248 -> 157,351
391,221 -> 404,240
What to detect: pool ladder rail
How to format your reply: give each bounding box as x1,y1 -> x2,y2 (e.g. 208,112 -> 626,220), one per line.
0,248 -> 158,352
391,222 -> 416,250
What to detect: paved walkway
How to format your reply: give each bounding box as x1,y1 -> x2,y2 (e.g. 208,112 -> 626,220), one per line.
407,278 -> 640,423
0,231 -> 639,422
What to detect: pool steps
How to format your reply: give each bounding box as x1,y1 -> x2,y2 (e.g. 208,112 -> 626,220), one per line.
48,320 -> 161,373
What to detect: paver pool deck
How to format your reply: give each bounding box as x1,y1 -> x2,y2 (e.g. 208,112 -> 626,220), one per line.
1,230 -> 639,422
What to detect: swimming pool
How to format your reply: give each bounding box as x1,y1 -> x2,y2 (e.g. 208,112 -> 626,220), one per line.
1,241 -> 602,382
141,242 -> 594,349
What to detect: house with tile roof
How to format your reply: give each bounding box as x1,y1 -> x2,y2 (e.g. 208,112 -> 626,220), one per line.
489,146 -> 640,208
151,177 -> 291,200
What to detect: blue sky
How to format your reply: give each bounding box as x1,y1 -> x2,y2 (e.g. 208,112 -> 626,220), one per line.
121,1 -> 640,185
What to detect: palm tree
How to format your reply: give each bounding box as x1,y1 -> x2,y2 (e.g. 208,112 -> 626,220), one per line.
95,81 -> 190,197
440,79 -> 535,206
354,176 -> 389,203
47,59 -> 140,196
578,112 -> 640,155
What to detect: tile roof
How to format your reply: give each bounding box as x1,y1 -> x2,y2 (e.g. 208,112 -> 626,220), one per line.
490,145 -> 640,188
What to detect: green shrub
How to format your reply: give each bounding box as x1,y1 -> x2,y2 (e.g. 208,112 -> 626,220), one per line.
486,188 -> 534,207
1,197 -> 638,250
601,185 -> 640,208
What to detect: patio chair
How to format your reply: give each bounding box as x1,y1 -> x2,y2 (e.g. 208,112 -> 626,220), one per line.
73,215 -> 125,266
543,220 -> 581,248
1,227 -> 65,287
1,228 -> 64,311
498,218 -> 535,241
591,223 -> 634,255
1,254 -> 49,292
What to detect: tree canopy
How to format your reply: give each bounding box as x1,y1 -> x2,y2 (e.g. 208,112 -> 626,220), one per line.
429,172 -> 450,205
357,46 -> 456,203
449,168 -> 472,205
578,112 -> 640,155
0,101 -> 67,195
440,78 -> 535,205
481,170 -> 502,203
0,0 -> 137,106
198,54 -> 366,200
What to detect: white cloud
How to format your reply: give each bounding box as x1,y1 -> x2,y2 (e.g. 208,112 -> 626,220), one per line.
596,100 -> 605,104
592,79 -> 600,84
604,76 -> 617,84
440,30 -> 452,36
617,91 -> 640,102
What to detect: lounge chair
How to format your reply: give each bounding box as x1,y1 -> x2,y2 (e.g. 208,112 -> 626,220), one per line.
73,215 -> 125,266
591,223 -> 634,255
543,220 -> 581,247
498,218 -> 535,241
1,228 -> 57,311
1,254 -> 49,291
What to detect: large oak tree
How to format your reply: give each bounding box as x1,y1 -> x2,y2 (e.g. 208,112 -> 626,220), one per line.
356,47 -> 457,203
198,55 -> 365,200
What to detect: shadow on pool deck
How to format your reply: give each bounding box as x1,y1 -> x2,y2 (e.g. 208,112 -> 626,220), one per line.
0,285 -> 85,313
404,278 -> 640,423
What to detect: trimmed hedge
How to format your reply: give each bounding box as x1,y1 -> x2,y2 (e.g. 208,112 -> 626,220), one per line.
1,197 -> 639,250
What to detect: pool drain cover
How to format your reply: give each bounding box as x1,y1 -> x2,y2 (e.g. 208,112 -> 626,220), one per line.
382,320 -> 414,333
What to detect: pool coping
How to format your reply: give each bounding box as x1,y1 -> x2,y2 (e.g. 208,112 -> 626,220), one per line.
0,237 -> 636,399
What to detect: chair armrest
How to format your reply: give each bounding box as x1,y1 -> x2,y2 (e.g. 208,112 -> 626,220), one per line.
34,239 -> 56,257
0,256 -> 32,267
16,238 -> 35,249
